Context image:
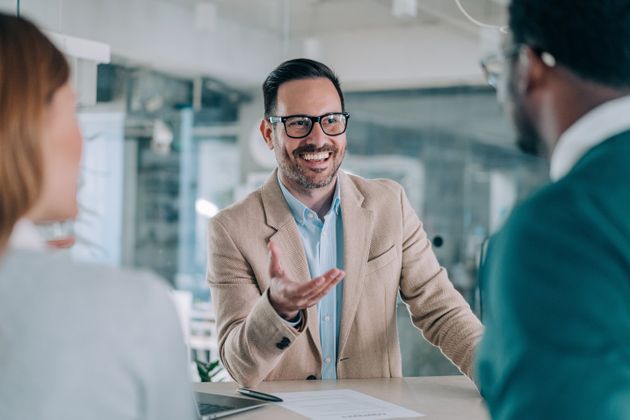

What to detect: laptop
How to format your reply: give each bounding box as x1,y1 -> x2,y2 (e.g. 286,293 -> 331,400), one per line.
195,391 -> 267,419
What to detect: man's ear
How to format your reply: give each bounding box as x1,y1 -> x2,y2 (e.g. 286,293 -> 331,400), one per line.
259,118 -> 274,150
518,46 -> 550,96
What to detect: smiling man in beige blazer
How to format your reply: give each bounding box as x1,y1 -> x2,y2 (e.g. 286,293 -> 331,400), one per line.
207,58 -> 483,387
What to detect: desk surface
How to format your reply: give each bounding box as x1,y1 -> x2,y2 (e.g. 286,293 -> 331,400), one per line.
195,375 -> 489,419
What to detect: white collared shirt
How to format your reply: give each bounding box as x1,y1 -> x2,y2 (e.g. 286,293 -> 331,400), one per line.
277,175 -> 344,381
550,94 -> 630,181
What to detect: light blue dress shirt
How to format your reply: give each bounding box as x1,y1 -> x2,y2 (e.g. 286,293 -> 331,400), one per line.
278,176 -> 344,380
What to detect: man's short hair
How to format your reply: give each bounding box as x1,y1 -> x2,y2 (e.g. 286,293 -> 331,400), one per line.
510,0 -> 630,88
262,58 -> 345,117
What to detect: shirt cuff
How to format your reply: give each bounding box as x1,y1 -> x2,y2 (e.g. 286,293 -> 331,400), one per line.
264,289 -> 306,331
283,311 -> 303,327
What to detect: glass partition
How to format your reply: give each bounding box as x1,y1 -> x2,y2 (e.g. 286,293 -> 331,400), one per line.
1,0 -> 543,378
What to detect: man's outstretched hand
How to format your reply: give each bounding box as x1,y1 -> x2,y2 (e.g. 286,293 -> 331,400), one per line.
267,240 -> 344,320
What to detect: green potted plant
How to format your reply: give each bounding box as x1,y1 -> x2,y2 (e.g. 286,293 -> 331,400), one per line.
195,359 -> 223,382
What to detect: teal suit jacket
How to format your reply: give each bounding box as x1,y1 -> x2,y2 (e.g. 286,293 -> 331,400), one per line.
476,132 -> 630,420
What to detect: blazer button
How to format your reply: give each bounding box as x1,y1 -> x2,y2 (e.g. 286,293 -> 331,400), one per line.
306,375 -> 317,380
275,336 -> 291,350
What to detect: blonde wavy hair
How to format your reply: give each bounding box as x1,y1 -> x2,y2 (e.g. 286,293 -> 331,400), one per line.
0,13 -> 69,248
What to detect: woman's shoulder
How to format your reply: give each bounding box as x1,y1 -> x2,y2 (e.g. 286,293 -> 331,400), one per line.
0,250 -> 194,420
0,249 -> 174,318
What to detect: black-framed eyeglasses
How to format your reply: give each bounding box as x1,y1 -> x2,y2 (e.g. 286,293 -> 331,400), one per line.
480,44 -> 522,88
480,43 -> 557,88
267,112 -> 350,139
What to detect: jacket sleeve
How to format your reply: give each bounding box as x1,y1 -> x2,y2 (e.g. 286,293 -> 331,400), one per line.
396,186 -> 484,380
476,196 -> 630,420
207,217 -> 306,387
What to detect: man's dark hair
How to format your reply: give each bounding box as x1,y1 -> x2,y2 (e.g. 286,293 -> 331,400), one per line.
510,0 -> 630,88
262,58 -> 345,117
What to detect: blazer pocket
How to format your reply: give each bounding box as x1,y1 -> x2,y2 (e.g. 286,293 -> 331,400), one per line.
365,244 -> 397,275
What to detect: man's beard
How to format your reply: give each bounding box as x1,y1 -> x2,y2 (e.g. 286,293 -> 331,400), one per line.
507,77 -> 545,157
515,114 -> 544,157
277,142 -> 344,190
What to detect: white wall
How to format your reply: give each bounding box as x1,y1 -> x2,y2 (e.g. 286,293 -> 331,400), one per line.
1,0 -> 496,91
6,0 -> 284,87
294,25 -> 489,91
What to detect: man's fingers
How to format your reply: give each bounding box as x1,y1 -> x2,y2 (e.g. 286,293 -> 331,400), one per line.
307,270 -> 345,300
293,268 -> 341,296
325,268 -> 345,283
278,269 -> 345,311
303,273 -> 345,306
309,269 -> 344,295
298,269 -> 345,301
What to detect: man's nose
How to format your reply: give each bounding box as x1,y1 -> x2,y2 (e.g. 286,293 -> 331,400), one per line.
305,121 -> 328,148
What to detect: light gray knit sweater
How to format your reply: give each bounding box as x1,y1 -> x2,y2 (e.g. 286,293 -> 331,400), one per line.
0,249 -> 197,420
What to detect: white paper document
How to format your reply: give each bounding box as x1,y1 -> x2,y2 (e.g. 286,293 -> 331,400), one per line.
274,389 -> 424,420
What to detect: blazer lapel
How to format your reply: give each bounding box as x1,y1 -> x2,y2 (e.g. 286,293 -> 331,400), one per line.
261,169 -> 322,357
337,171 -> 374,357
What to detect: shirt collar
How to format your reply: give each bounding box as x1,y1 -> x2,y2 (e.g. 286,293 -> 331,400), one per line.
550,94 -> 630,181
277,174 -> 341,225
9,218 -> 46,251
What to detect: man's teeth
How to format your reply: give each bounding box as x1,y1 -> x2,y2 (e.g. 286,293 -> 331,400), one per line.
301,152 -> 331,161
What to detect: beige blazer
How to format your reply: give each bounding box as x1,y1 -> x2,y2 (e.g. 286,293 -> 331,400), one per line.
207,169 -> 483,387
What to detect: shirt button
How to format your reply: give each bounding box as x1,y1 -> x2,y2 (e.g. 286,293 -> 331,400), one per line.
325,357 -> 331,364
324,315 -> 331,322
307,213 -> 314,219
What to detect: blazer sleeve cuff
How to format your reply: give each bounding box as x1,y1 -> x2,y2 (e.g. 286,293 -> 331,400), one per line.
245,289 -> 306,358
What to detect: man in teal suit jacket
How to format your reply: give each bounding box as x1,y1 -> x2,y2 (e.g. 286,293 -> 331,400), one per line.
475,1 -> 630,419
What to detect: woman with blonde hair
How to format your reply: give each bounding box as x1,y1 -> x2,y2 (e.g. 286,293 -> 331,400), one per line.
0,13 -> 196,420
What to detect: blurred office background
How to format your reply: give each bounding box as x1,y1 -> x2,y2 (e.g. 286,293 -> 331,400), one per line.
1,0 -> 548,378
